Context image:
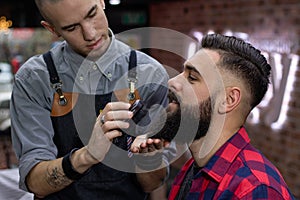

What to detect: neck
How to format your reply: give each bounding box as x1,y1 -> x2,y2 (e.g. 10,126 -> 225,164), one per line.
189,117 -> 241,167
189,134 -> 225,167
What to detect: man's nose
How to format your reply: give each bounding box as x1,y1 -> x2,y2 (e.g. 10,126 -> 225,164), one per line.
82,24 -> 96,41
168,74 -> 183,92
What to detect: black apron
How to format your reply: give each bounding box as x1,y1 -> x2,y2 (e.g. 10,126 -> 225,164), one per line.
41,51 -> 147,200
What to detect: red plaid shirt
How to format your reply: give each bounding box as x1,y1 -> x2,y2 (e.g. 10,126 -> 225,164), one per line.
168,127 -> 295,200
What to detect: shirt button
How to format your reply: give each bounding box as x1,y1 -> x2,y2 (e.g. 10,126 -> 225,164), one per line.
79,76 -> 84,81
93,64 -> 97,70
107,73 -> 112,78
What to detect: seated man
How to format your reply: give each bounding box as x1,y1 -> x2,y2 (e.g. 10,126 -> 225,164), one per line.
160,34 -> 295,199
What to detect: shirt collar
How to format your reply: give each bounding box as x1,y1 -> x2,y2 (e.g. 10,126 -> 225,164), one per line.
63,40 -> 93,80
200,126 -> 251,182
94,28 -> 131,81
63,29 -> 130,81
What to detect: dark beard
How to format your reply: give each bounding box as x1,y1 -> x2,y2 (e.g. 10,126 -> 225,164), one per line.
150,107 -> 181,142
151,96 -> 212,143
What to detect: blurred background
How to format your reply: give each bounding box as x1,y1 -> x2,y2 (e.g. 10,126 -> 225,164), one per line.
0,0 -> 299,199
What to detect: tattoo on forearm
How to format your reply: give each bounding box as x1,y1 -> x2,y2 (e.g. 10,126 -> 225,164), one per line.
46,165 -> 72,188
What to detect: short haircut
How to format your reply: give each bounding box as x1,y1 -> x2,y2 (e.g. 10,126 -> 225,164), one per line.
35,0 -> 62,22
201,34 -> 271,109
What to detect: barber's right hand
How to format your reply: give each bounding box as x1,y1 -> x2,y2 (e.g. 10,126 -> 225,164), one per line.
86,102 -> 133,163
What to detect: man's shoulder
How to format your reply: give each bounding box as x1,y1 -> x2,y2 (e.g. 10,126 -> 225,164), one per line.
114,39 -> 163,66
136,50 -> 162,66
225,144 -> 293,199
16,41 -> 67,82
15,54 -> 47,81
240,144 -> 283,183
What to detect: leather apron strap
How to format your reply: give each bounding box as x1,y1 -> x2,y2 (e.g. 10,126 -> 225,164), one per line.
43,50 -> 140,117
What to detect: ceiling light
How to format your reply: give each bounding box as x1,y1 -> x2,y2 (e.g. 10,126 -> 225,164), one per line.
109,0 -> 121,5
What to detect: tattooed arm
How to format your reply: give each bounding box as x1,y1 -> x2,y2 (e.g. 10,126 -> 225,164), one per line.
26,148 -> 97,198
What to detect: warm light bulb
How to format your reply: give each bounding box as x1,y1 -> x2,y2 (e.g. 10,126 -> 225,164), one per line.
0,16 -> 12,31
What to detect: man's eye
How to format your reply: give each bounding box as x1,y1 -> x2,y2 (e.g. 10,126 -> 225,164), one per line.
89,7 -> 97,18
89,11 -> 97,18
188,74 -> 197,81
66,26 -> 76,32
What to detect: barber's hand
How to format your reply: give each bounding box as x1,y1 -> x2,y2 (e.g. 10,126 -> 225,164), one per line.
131,135 -> 170,171
86,102 -> 133,163
131,136 -> 169,154
130,135 -> 169,171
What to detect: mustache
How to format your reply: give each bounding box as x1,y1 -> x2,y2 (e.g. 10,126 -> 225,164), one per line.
149,90 -> 182,142
149,108 -> 181,142
168,90 -> 181,104
150,92 -> 212,143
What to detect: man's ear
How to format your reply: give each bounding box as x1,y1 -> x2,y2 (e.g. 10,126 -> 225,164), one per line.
218,87 -> 241,114
41,20 -> 61,37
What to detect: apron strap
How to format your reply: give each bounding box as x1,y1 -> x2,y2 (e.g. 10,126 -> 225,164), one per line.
43,51 -> 60,84
43,51 -> 67,106
127,50 -> 141,103
43,50 -> 140,106
128,50 -> 137,79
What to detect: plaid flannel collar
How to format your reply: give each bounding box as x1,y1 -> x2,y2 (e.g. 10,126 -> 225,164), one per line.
199,126 -> 251,182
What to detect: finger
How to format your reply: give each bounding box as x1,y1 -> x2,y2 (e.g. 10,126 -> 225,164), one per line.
104,110 -> 133,122
146,138 -> 154,145
102,102 -> 131,113
101,120 -> 130,133
131,135 -> 147,149
130,146 -> 140,153
141,139 -> 156,153
140,142 -> 148,153
146,143 -> 156,153
153,139 -> 163,149
163,141 -> 170,148
105,130 -> 122,141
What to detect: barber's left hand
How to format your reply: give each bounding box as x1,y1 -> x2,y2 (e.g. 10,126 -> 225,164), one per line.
131,136 -> 169,154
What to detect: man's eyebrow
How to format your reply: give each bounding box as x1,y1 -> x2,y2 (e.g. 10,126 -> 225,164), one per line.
185,64 -> 201,75
61,5 -> 97,30
85,5 -> 97,18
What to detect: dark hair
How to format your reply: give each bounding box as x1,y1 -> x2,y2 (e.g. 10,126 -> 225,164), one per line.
201,34 -> 271,109
35,0 -> 61,22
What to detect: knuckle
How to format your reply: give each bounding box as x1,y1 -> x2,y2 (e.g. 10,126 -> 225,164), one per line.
106,102 -> 113,110
101,124 -> 108,132
105,113 -> 110,121
105,111 -> 113,121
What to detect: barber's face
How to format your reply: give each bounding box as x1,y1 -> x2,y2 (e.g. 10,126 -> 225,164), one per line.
42,0 -> 110,58
156,49 -> 221,143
